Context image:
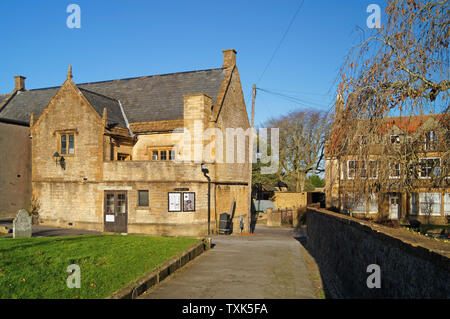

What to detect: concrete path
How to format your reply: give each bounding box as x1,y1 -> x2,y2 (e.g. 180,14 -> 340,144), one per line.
0,219 -> 101,238
140,225 -> 316,299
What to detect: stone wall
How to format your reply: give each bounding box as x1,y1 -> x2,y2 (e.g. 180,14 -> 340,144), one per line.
306,207 -> 450,298
271,192 -> 307,210
0,121 -> 31,217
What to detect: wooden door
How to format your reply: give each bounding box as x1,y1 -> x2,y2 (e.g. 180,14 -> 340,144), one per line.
104,191 -> 128,233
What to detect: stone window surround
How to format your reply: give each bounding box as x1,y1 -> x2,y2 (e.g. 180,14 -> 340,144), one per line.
147,147 -> 175,161
137,190 -> 149,207
54,129 -> 78,156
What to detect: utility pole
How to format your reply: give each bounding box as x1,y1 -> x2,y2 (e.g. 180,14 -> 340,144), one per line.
248,84 -> 256,233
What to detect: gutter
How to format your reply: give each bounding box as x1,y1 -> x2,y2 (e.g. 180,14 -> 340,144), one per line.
0,117 -> 29,127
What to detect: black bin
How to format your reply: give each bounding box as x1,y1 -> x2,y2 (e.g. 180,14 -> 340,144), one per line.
219,213 -> 232,235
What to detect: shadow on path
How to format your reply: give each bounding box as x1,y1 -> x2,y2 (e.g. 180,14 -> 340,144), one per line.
292,226 -> 334,299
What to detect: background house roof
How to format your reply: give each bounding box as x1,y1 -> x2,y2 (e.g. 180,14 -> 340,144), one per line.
0,88 -> 59,124
0,68 -> 225,127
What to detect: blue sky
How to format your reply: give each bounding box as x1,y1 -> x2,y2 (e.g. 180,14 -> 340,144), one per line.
0,0 -> 386,126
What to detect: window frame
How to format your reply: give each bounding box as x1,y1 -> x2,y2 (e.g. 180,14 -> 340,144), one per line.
58,132 -> 76,156
149,147 -> 175,161
369,160 -> 378,179
424,130 -> 438,151
419,192 -> 442,216
137,190 -> 149,207
390,135 -> 400,144
389,162 -> 401,179
419,157 -> 441,179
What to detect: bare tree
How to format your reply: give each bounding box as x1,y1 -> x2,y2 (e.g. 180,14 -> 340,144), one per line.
266,110 -> 331,192
337,0 -> 449,120
329,0 -> 449,205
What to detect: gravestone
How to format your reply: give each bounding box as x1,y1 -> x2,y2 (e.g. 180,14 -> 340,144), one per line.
13,209 -> 32,238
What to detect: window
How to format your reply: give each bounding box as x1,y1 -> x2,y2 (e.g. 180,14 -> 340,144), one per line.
424,130 -> 438,151
349,193 -> 366,213
359,161 -> 367,178
138,190 -> 149,207
359,135 -> 367,145
347,160 -> 370,179
368,194 -> 378,214
169,150 -> 176,160
419,193 -> 441,216
117,153 -> 130,161
390,135 -> 400,144
419,158 -> 441,178
117,193 -> 127,214
348,160 -> 357,179
444,158 -> 450,179
60,133 -> 75,155
149,148 -> 175,161
389,163 -> 401,179
410,193 -> 418,215
369,160 -> 378,179
445,194 -> 450,216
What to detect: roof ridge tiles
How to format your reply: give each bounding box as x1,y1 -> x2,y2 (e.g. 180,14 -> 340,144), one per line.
76,68 -> 224,86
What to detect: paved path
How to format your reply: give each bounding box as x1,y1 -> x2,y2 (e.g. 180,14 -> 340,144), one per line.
0,219 -> 100,238
140,225 -> 316,299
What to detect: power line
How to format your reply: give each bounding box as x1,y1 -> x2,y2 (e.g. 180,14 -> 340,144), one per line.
257,87 -> 330,109
255,0 -> 305,85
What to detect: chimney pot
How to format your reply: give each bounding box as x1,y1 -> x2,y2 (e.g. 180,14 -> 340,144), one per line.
14,76 -> 26,91
222,49 -> 237,69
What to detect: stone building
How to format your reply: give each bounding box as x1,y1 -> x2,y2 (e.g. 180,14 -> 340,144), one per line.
0,49 -> 250,236
325,99 -> 449,224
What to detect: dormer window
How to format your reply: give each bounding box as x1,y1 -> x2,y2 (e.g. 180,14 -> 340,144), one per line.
358,135 -> 367,145
390,135 -> 400,144
424,130 -> 438,151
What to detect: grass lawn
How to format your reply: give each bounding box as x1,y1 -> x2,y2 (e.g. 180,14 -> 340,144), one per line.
0,235 -> 199,299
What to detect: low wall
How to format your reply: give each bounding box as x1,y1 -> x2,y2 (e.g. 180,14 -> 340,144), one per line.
271,192 -> 307,210
307,207 -> 450,298
266,208 -> 281,227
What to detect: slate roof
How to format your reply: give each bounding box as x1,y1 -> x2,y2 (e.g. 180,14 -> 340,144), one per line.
78,68 -> 225,123
0,88 -> 59,123
0,68 -> 225,129
78,88 -> 126,128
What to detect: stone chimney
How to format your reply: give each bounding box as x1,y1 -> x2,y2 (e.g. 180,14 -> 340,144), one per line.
222,49 -> 237,69
14,76 -> 26,91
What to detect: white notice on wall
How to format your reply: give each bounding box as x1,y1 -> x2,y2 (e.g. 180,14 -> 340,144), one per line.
106,214 -> 115,222
168,192 -> 181,212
